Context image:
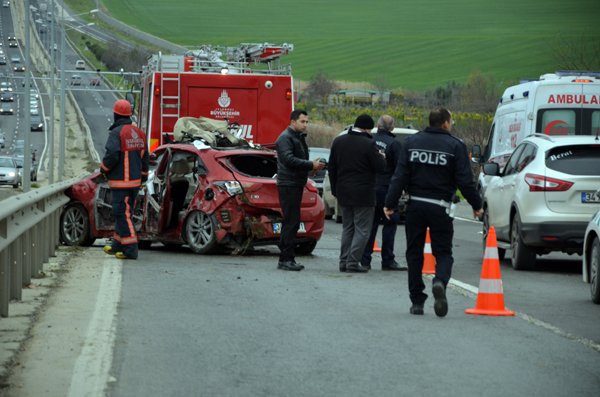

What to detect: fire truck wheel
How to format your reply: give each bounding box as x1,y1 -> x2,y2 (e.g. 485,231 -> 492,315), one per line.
60,203 -> 95,246
184,210 -> 218,254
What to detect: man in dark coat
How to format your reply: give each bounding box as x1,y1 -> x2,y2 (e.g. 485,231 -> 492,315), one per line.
328,114 -> 386,273
275,110 -> 326,271
362,115 -> 407,271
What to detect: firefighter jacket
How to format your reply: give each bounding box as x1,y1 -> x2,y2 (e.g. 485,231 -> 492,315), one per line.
275,126 -> 314,188
373,128 -> 402,187
328,128 -> 386,207
385,126 -> 482,210
101,118 -> 149,189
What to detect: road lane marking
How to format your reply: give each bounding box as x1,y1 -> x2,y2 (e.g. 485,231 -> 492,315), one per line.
68,256 -> 122,397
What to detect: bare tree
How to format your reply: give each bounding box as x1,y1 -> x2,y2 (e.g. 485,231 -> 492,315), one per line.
302,71 -> 337,105
551,32 -> 600,71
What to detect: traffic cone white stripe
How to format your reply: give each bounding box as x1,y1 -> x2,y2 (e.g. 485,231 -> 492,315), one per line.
484,247 -> 499,259
478,279 -> 504,294
424,244 -> 432,254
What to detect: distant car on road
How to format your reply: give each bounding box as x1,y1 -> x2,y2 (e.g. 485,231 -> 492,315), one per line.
0,156 -> 20,188
75,60 -> 85,70
0,81 -> 12,92
0,131 -> 5,148
8,38 -> 17,48
14,157 -> 37,182
0,91 -> 13,102
0,102 -> 14,115
2,1 -> 9,8
0,55 -> 6,65
70,75 -> 82,86
89,78 -> 101,86
31,114 -> 44,131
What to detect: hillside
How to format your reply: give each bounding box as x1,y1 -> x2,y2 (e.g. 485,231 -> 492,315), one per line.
98,0 -> 599,90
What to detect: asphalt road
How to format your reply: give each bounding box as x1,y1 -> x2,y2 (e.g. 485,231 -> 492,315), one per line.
99,209 -> 600,397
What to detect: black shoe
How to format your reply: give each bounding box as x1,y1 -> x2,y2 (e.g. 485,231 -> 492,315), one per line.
432,280 -> 448,317
410,304 -> 424,315
278,261 -> 303,271
382,261 -> 408,271
291,260 -> 305,270
361,263 -> 372,270
346,264 -> 369,273
339,265 -> 347,272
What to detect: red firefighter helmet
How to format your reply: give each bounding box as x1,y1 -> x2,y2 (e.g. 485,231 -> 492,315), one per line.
113,99 -> 132,116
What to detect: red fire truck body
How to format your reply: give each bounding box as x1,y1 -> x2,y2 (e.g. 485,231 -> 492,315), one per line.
138,43 -> 295,151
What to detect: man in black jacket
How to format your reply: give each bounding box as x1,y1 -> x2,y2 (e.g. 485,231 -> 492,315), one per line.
362,115 -> 407,271
275,110 -> 325,271
329,114 -> 386,273
384,108 -> 483,317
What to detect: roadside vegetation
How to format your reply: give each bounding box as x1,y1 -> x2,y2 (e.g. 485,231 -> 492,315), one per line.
65,0 -> 599,148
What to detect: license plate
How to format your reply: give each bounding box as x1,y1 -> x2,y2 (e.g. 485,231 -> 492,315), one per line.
581,191 -> 600,203
272,222 -> 306,234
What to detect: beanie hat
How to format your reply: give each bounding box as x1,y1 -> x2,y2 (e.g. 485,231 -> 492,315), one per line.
354,114 -> 374,130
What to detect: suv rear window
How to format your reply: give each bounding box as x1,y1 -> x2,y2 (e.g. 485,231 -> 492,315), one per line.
546,144 -> 600,175
228,154 -> 277,178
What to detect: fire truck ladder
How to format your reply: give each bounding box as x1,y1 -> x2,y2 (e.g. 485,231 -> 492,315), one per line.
158,55 -> 182,141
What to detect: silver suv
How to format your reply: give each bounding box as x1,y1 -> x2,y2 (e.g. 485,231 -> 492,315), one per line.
482,134 -> 600,270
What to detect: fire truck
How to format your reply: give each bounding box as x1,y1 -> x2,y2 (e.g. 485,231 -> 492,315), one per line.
138,43 -> 295,152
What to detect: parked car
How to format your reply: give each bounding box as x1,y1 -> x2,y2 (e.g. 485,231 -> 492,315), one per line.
14,157 -> 37,182
582,210 -> 600,304
0,156 -> 20,188
59,138 -> 325,255
0,102 -> 14,115
308,147 -> 329,196
322,126 -> 418,222
31,114 -> 44,131
482,134 -> 600,270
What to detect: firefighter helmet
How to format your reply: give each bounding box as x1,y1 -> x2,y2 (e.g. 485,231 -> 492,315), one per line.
113,99 -> 132,116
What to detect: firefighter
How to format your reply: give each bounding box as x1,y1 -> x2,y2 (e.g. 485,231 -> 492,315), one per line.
384,108 -> 483,317
101,99 -> 149,260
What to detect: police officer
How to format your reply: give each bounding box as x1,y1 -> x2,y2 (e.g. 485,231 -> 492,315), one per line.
384,108 -> 483,317
101,99 -> 149,260
361,115 -> 407,271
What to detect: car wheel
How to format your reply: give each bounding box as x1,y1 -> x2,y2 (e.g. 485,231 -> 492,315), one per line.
482,208 -> 505,261
590,237 -> 600,304
138,240 -> 153,250
184,210 -> 217,254
510,212 -> 535,270
295,240 -> 317,255
12,183 -> 18,189
60,203 -> 95,246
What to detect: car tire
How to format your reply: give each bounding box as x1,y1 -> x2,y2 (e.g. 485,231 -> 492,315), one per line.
590,237 -> 600,304
60,203 -> 95,246
138,240 -> 153,250
295,240 -> 317,255
184,210 -> 217,254
482,207 -> 505,261
510,212 -> 535,270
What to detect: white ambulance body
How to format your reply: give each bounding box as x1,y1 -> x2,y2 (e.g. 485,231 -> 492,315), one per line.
474,71 -> 600,193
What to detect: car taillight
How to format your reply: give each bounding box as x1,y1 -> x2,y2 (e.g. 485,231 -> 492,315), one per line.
524,173 -> 573,192
305,181 -> 318,193
214,181 -> 243,196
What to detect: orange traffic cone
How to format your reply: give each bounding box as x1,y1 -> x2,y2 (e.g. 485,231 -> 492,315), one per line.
372,240 -> 382,253
422,227 -> 435,274
465,226 -> 515,316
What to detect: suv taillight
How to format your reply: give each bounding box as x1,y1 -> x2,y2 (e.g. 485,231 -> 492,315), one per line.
524,173 -> 573,192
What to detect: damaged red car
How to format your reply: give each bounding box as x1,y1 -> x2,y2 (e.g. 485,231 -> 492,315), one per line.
60,141 -> 325,255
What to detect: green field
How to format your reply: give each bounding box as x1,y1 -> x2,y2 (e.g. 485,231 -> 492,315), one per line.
97,0 -> 600,90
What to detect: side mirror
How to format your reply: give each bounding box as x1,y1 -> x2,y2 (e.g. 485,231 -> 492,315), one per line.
471,144 -> 482,164
482,162 -> 500,176
125,91 -> 136,111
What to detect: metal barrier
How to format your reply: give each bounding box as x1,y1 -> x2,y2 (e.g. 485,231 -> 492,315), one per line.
0,179 -> 79,317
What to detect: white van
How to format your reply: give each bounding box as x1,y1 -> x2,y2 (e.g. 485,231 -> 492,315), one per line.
472,70 -> 600,194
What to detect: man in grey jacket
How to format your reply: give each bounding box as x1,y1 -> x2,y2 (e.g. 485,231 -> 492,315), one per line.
275,110 -> 325,271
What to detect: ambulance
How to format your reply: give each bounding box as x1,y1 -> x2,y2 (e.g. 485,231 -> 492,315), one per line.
137,43 -> 295,152
472,70 -> 600,194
